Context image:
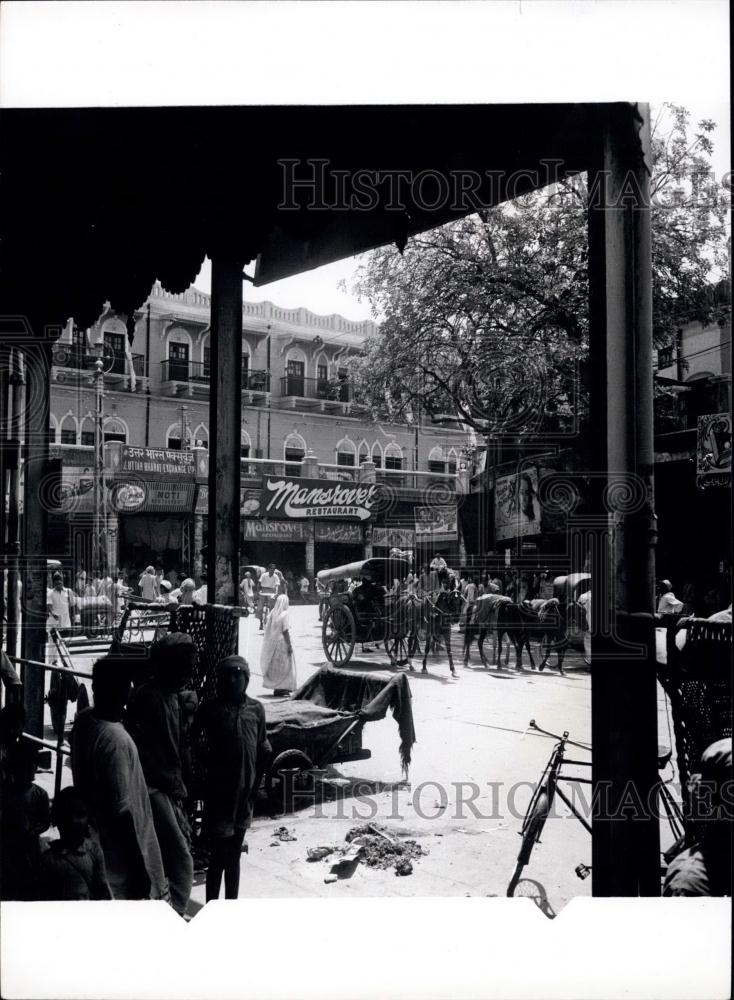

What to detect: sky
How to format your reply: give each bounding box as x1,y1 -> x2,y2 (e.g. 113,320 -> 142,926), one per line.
191,99 -> 730,323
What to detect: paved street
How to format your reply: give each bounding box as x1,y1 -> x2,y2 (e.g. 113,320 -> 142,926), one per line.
224,604 -> 591,912
39,606 -> 691,913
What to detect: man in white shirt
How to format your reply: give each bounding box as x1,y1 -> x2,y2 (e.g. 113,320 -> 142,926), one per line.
257,563 -> 280,630
46,573 -> 77,634
430,554 -> 448,574
193,574 -> 208,605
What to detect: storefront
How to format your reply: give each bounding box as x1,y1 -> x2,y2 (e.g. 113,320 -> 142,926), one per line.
109,445 -> 200,578
314,521 -> 364,570
241,518 -> 310,576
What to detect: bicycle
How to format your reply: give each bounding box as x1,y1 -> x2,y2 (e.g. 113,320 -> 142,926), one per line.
507,719 -> 685,896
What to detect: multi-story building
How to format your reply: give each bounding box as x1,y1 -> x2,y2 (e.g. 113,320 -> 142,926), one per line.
653,304 -> 731,607
48,283 -> 470,581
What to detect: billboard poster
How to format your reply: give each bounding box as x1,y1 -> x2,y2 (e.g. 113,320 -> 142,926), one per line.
414,505 -> 458,542
696,413 -> 731,488
57,467 -> 96,513
372,526 -> 416,548
261,476 -> 379,521
494,468 -> 541,541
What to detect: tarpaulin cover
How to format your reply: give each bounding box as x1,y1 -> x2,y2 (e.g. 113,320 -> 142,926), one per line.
284,667 -> 416,775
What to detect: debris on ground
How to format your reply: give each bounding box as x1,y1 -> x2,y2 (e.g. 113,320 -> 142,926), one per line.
324,874 -> 338,884
307,846 -> 336,862
272,826 -> 297,842
342,823 -> 426,873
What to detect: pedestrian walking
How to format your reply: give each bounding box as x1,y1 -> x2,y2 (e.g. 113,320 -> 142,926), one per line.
261,594 -> 297,696
138,566 -> 159,602
70,657 -> 169,902
46,572 -> 77,635
240,571 -> 255,611
0,742 -> 50,900
124,633 -> 197,916
192,655 -> 272,901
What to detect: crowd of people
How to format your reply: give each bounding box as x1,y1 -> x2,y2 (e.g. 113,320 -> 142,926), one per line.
0,635 -> 272,909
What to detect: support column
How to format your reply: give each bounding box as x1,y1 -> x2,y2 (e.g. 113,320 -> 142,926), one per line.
193,514 -> 204,585
21,343 -> 52,736
588,104 -> 659,896
208,256 -> 244,608
304,522 -> 315,579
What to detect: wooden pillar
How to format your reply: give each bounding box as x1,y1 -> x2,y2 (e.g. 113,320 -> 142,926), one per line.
588,104 -> 660,896
208,256 -> 243,608
21,343 -> 52,736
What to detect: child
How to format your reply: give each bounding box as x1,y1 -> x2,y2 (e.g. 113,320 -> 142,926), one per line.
192,656 -> 271,901
0,742 -> 50,900
38,787 -> 112,900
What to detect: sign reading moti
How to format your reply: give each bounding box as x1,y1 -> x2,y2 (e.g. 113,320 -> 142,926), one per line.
262,476 -> 379,521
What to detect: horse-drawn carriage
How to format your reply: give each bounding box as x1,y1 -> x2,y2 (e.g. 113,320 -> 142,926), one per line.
318,557 -> 419,667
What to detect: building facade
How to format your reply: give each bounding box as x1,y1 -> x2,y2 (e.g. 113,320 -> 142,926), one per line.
48,283 -> 470,582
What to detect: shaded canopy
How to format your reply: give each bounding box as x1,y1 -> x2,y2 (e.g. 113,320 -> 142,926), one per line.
0,103 -> 645,334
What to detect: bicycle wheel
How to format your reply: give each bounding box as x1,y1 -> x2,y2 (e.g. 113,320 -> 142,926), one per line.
507,791 -> 551,896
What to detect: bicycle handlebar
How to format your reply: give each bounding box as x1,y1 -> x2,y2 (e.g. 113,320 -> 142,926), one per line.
528,719 -> 591,752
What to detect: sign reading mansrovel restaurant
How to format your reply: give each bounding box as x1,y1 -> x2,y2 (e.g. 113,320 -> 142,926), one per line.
262,476 -> 380,521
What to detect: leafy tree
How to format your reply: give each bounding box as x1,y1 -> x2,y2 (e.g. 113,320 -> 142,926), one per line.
345,104 -> 730,438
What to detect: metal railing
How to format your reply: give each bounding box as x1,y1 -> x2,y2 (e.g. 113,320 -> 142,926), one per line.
161,362 -> 270,391
280,375 -> 355,402
52,348 -> 144,376
236,456 -> 458,490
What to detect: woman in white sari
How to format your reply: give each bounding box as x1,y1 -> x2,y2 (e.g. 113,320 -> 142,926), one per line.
261,594 -> 297,696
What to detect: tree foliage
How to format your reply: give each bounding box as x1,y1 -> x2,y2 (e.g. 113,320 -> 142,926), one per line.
346,104 -> 730,436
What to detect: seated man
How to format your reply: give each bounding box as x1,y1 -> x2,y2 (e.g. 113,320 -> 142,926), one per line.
664,738 -> 732,897
354,573 -> 383,616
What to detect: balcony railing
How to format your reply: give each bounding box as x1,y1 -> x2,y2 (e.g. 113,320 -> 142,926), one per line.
53,348 -> 144,376
280,375 -> 354,402
161,361 -> 270,391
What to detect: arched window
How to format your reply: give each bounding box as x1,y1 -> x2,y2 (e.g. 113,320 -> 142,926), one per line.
336,437 -> 356,468
358,440 -> 370,465
166,423 -> 182,451
384,442 -> 403,471
165,327 -> 192,381
201,332 -> 211,377
192,423 -> 208,449
284,433 -> 306,477
49,414 -> 58,444
447,448 -> 458,475
241,343 -> 251,387
284,348 -> 307,396
103,417 -> 128,444
371,442 -> 383,469
428,445 -> 445,474
59,413 -> 77,446
79,416 -> 95,448
241,428 -> 252,459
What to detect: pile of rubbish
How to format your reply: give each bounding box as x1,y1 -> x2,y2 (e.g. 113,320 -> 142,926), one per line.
306,823 -> 426,877
272,825 -> 297,842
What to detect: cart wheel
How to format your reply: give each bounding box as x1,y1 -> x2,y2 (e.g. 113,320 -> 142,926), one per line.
322,605 -> 356,666
266,749 -> 314,814
386,634 -> 413,667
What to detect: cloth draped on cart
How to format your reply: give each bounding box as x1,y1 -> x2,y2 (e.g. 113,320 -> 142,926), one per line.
279,667 -> 416,775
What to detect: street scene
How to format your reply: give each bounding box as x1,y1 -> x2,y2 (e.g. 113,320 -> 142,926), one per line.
0,83 -> 730,948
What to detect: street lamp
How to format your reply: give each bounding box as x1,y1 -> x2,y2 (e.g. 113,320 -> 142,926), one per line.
93,359 -> 107,580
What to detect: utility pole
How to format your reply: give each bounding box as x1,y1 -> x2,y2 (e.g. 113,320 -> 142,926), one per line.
93,359 -> 107,579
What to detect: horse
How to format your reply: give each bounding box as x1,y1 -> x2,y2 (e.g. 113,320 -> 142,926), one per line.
383,592 -> 422,668
416,589 -> 462,676
464,594 -> 512,666
535,597 -> 569,674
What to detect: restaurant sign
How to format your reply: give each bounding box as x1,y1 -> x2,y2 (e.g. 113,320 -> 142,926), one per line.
117,445 -> 196,478
314,522 -> 363,544
262,476 -> 379,521
242,519 -> 309,542
111,480 -> 195,513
